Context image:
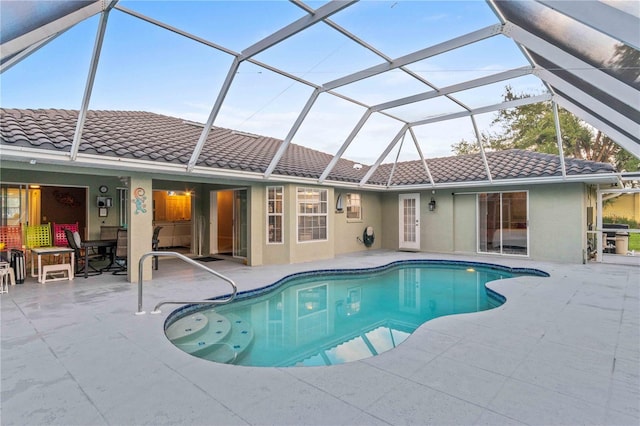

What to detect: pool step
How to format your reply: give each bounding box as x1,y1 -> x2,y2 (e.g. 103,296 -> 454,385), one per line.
168,312 -> 254,363
166,312 -> 229,345
197,314 -> 254,364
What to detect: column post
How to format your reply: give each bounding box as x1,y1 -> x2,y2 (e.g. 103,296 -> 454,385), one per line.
128,175 -> 153,282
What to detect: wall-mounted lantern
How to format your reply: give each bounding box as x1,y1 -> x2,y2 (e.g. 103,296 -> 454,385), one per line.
335,193 -> 344,212
428,197 -> 436,211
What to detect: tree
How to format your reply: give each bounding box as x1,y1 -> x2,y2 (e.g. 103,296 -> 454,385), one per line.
451,86 -> 639,172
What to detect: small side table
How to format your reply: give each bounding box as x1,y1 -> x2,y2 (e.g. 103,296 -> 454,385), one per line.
30,247 -> 75,284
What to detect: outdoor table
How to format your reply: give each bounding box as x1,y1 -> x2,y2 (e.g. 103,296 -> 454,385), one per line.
81,239 -> 116,278
30,246 -> 75,284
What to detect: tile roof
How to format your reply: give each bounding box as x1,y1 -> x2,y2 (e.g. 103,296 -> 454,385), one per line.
373,149 -> 616,185
1,108 -> 616,186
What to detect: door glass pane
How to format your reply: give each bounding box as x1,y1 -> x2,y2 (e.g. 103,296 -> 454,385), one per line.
403,199 -> 416,243
501,192 -> 528,255
478,192 -> 527,255
233,190 -> 247,258
1,185 -> 27,226
478,193 -> 501,253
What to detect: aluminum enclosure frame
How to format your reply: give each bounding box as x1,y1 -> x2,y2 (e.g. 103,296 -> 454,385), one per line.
1,0 -> 637,190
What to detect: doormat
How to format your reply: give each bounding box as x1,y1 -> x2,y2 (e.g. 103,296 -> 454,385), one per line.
194,256 -> 222,262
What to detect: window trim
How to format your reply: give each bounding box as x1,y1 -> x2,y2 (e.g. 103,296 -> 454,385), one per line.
266,185 -> 284,245
345,193 -> 362,222
296,187 -> 328,243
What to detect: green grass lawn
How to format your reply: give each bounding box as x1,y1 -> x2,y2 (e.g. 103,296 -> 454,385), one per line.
629,233 -> 640,251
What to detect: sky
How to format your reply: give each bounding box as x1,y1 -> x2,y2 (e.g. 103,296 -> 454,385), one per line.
0,0 -> 547,165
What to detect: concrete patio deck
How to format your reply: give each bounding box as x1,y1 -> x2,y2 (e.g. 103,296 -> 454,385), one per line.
1,250 -> 638,425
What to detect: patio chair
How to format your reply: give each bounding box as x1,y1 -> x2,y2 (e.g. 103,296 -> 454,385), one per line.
53,222 -> 79,247
25,223 -> 53,269
112,228 -> 128,275
0,262 -> 13,293
64,229 -> 101,277
152,226 -> 163,270
25,223 -> 52,249
0,224 -> 22,261
100,225 -> 120,241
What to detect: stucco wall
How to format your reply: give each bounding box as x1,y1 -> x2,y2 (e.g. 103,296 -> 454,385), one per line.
253,185 -> 383,265
381,183 -> 587,263
288,185 -> 334,264
528,183 -> 586,263
1,162 -> 589,265
255,184 -> 290,266
380,193 -> 399,250
333,191 -> 382,254
421,191 -> 454,253
452,194 -> 477,253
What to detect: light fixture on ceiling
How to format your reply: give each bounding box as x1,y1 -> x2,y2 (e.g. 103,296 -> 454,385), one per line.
29,159 -> 37,165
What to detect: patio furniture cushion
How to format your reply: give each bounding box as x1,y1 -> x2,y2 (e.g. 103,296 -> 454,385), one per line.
72,231 -> 82,248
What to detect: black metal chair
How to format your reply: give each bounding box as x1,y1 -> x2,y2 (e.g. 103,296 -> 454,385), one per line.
64,229 -> 101,277
152,226 -> 163,270
112,229 -> 128,275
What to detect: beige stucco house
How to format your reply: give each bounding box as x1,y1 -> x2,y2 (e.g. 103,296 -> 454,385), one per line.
0,109 -> 619,281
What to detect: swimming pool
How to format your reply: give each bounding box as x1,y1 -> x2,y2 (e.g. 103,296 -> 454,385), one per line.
165,260 -> 547,367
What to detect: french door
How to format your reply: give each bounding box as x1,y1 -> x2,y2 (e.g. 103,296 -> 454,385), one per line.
399,193 -> 420,250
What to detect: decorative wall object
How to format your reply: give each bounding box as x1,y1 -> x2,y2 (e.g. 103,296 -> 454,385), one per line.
133,187 -> 147,215
53,190 -> 81,207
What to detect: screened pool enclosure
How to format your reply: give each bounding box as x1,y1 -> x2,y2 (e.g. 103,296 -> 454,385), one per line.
1,0 -> 637,186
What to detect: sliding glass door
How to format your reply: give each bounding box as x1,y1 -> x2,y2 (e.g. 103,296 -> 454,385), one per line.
478,191 -> 528,256
233,189 -> 248,259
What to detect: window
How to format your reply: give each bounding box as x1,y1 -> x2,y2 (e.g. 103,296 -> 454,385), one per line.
297,187 -> 328,242
267,186 -> 283,244
346,193 -> 361,221
478,191 -> 528,256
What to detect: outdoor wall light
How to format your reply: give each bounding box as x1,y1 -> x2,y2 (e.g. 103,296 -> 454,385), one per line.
335,193 -> 344,212
429,197 -> 436,211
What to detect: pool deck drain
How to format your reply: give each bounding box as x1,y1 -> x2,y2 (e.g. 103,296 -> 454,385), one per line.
1,250 -> 638,425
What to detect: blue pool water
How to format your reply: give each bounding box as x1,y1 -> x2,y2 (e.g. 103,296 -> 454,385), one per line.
165,260 -> 547,367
